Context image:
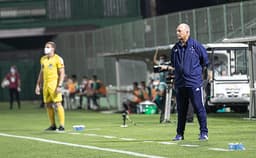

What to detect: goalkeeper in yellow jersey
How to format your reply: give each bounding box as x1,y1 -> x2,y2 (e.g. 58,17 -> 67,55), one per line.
35,41 -> 65,131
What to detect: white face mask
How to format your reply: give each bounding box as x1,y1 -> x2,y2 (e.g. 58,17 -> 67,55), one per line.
10,68 -> 15,74
44,48 -> 52,54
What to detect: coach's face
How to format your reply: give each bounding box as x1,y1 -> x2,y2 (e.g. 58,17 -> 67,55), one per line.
176,24 -> 189,42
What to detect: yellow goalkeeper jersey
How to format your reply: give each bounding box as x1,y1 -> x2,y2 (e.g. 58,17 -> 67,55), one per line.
40,54 -> 64,85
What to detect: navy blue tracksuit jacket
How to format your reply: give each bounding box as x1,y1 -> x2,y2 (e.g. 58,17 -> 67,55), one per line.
171,37 -> 209,88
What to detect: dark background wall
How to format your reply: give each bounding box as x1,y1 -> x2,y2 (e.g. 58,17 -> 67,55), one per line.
140,0 -> 248,18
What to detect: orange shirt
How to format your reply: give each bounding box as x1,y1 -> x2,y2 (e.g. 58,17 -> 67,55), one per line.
66,79 -> 76,94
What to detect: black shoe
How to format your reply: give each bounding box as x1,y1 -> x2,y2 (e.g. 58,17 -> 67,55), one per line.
45,125 -> 57,131
58,126 -> 65,131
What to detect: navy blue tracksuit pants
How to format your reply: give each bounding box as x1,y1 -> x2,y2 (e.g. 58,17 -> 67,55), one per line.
176,86 -> 208,136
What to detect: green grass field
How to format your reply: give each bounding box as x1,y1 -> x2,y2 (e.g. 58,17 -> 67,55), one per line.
0,101 -> 255,158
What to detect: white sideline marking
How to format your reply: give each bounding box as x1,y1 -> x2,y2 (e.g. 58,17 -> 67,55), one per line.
67,131 -> 229,152
85,133 -> 98,136
103,136 -> 117,139
70,132 -> 81,135
0,133 -> 166,158
84,133 -> 117,139
180,144 -> 199,147
208,148 -> 230,152
120,138 -> 136,141
84,133 -> 134,141
158,142 -> 177,145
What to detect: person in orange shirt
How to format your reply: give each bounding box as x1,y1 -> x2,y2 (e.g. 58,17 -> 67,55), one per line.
140,81 -> 151,101
65,77 -> 76,96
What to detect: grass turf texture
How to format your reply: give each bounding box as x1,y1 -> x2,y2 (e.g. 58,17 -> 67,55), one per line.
0,101 -> 256,158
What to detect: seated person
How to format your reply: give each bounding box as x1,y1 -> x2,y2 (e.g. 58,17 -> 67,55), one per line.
76,76 -> 92,110
90,75 -> 107,110
65,77 -> 76,98
117,82 -> 144,114
62,76 -> 76,109
207,57 -> 228,81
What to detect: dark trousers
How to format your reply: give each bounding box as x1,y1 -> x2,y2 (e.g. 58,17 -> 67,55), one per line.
91,94 -> 100,108
176,87 -> 208,136
79,95 -> 92,110
154,96 -> 166,123
40,94 -> 44,108
122,100 -> 138,113
9,88 -> 20,109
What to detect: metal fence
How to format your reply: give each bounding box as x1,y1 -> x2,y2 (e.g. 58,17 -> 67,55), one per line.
55,1 -> 256,84
0,0 -> 141,29
92,0 -> 256,56
48,0 -> 140,19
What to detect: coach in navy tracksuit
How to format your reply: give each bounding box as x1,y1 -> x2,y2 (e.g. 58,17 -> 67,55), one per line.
162,23 -> 209,141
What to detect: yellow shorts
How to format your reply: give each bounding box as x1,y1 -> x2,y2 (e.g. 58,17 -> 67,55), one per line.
43,83 -> 62,103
